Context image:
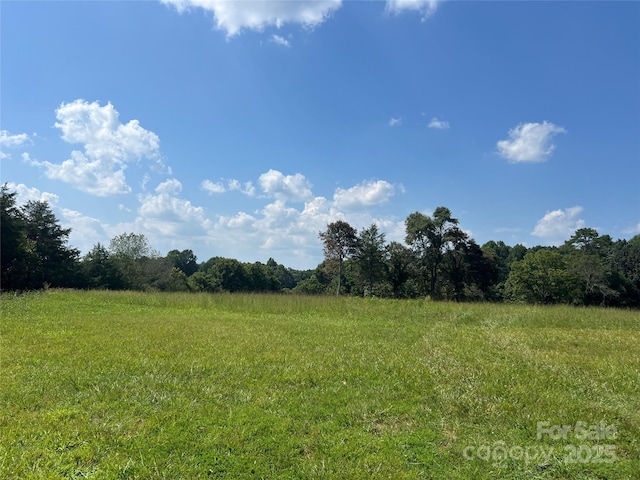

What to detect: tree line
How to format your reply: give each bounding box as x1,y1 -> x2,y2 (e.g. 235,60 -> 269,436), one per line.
2,185 -> 639,307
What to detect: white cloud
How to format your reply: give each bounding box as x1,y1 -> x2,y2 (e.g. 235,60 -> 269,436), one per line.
333,180 -> 397,210
193,175 -> 404,267
44,151 -> 131,196
138,179 -> 212,236
61,209 -> 108,253
531,206 -> 586,244
3,183 -> 106,254
0,130 -> 31,159
5,182 -> 59,206
270,34 -> 291,47
428,117 -> 449,129
258,169 -> 312,202
228,179 -> 256,196
385,0 -> 441,20
388,117 -> 402,127
497,121 -> 566,163
21,152 -> 36,165
202,179 -> 227,194
219,211 -> 256,230
202,178 -> 255,196
54,168 -> 404,268
0,130 -> 30,148
162,0 -> 342,37
155,178 -> 182,196
35,100 -> 165,196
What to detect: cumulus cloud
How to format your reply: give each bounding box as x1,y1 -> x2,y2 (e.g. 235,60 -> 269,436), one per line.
385,0 -> 441,20
5,182 -> 59,206
388,117 -> 402,127
333,180 -> 397,210
161,0 -> 342,37
428,117 -> 449,129
154,178 -> 182,196
258,169 -> 312,202
137,179 -> 212,236
497,121 -> 566,163
89,170 -> 404,268
61,209 -> 108,253
34,100 -> 165,196
219,211 -> 256,230
531,206 -> 586,244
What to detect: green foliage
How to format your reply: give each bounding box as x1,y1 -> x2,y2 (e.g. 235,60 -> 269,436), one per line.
267,257 -> 297,290
1,183 -> 638,308
385,241 -> 415,298
1,291 -> 638,478
166,249 -> 198,276
81,243 -> 124,290
405,207 -> 460,299
319,220 -> 359,295
0,185 -> 29,290
108,232 -> 152,260
292,272 -> 328,295
1,186 -> 80,290
353,224 -> 387,296
187,271 -> 217,292
505,250 -> 579,304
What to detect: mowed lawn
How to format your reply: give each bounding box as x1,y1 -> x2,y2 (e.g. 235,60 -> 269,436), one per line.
1,291 -> 638,479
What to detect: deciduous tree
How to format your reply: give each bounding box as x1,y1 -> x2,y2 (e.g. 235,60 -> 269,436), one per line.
319,221 -> 358,296
505,249 -> 577,304
405,207 -> 460,299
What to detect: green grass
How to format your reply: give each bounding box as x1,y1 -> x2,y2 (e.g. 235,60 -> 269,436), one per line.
1,290 -> 638,479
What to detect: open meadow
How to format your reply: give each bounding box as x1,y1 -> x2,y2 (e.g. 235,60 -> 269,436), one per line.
1,290 -> 638,479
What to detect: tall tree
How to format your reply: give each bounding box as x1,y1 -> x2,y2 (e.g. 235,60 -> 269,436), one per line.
21,200 -> 79,289
1,185 -> 29,290
441,226 -> 470,301
463,239 -> 497,301
562,228 -> 617,305
319,221 -> 358,296
354,224 -> 387,296
385,241 -> 414,298
405,207 -> 460,299
108,232 -> 153,289
607,236 -> 640,307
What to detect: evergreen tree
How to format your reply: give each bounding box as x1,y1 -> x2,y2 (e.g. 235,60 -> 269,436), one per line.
353,224 -> 387,296
21,200 -> 79,289
1,185 -> 29,290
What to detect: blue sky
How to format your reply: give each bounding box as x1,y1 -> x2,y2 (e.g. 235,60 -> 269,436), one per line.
2,0 -> 639,269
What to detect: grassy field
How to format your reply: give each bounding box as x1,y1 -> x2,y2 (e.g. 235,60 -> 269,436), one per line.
1,290 -> 638,479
